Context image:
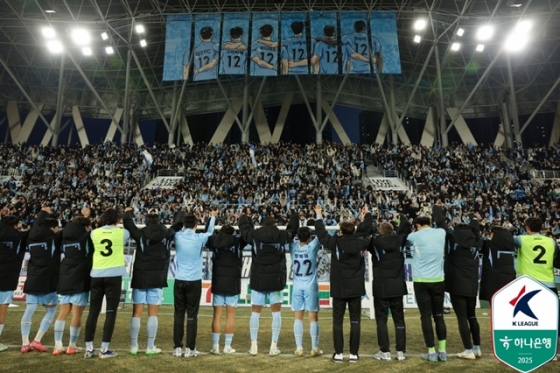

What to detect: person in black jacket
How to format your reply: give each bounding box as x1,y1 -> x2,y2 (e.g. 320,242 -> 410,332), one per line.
314,204 -> 372,363
238,207 -> 298,356
0,212 -> 28,352
370,216 -> 411,362
445,218 -> 483,360
20,206 -> 62,353
479,226 -> 516,304
53,208 -> 93,356
123,207 -> 179,356
208,224 -> 244,355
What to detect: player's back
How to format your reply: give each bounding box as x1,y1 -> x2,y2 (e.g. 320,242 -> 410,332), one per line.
193,41 -> 218,80
251,40 -> 278,76
313,41 -> 339,74
343,32 -> 371,73
220,41 -> 247,75
290,237 -> 320,288
284,35 -> 308,74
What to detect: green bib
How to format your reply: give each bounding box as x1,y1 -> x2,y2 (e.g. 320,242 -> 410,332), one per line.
91,227 -> 126,270
517,235 -> 555,284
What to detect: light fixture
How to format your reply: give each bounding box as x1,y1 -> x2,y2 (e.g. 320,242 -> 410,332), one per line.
456,28 -> 465,37
476,25 -> 494,41
451,42 -> 461,51
105,46 -> 114,55
413,35 -> 421,43
139,39 -> 147,47
42,27 -> 56,39
71,28 -> 91,46
45,9 -> 56,13
476,44 -> 485,52
101,32 -> 109,40
82,47 -> 92,56
515,20 -> 533,33
414,19 -> 427,31
135,24 -> 145,34
46,40 -> 63,54
505,34 -> 528,52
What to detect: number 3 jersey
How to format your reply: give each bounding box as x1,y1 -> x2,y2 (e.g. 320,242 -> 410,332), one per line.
289,237 -> 320,289
90,226 -> 129,277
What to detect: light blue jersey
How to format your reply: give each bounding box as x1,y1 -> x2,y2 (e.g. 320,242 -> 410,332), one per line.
406,228 -> 446,282
342,33 -> 381,74
289,236 -> 320,289
174,217 -> 215,281
283,35 -> 308,74
312,41 -> 340,74
251,40 -> 278,76
220,41 -> 247,75
193,41 -> 219,81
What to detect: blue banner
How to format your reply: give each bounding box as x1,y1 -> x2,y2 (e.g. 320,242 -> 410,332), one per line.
370,12 -> 401,74
280,12 -> 309,75
340,11 -> 378,75
250,12 -> 281,76
162,15 -> 192,82
192,14 -> 221,82
219,13 -> 250,76
310,12 -> 340,75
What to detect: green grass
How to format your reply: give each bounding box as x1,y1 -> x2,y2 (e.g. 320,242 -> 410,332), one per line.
0,303 -> 557,372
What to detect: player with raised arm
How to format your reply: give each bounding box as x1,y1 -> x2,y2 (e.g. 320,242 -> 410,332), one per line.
251,24 -> 286,76
341,20 -> 382,74
220,26 -> 248,75
290,215 -> 323,357
193,26 -> 219,81
311,25 -> 341,74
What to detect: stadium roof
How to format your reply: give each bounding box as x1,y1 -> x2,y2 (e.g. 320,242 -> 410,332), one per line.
0,0 -> 559,123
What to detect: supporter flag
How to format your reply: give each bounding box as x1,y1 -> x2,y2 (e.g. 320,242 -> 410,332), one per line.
249,144 -> 258,169
141,150 -> 154,169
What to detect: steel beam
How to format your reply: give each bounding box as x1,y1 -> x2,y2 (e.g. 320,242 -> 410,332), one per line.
294,75 -> 318,128
434,44 -> 448,146
241,75 -> 250,143
319,73 -> 349,132
316,76 -> 322,144
506,55 -> 522,145
52,54 -> 65,146
217,78 -> 244,131
519,75 -> 560,135
122,48 -> 132,144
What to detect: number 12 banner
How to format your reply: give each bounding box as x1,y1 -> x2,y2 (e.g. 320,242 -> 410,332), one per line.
192,14 -> 221,82
220,13 -> 250,76
281,12 -> 309,75
250,12 -> 280,76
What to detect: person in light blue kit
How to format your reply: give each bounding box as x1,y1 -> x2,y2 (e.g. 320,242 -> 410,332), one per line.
311,25 -> 340,74
220,26 -> 247,75
282,21 -> 308,75
251,24 -> 287,76
342,20 -> 382,74
290,225 -> 323,357
405,206 -> 448,362
193,26 -> 219,81
172,208 -> 218,358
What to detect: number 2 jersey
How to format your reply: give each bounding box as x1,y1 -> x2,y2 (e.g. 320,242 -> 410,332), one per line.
289,236 -> 320,289
515,234 -> 558,287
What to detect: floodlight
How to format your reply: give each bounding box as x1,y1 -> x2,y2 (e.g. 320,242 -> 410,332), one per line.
451,42 -> 461,51
101,32 -> 109,40
140,39 -> 147,47
135,24 -> 145,34
456,28 -> 465,37
42,27 -> 56,39
45,9 -> 56,14
46,40 -> 63,54
71,28 -> 91,46
413,35 -> 421,43
476,25 -> 494,41
105,46 -> 114,55
476,44 -> 485,52
505,34 -> 528,52
414,19 -> 427,31
515,20 -> 533,33
82,47 -> 92,56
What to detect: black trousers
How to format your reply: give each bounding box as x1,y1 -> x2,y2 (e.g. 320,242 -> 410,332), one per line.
450,294 -> 480,350
414,281 -> 447,348
84,276 -> 122,343
173,279 -> 202,349
374,296 -> 406,352
332,296 -> 361,355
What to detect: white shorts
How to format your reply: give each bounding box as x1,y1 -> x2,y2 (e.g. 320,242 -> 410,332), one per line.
132,288 -> 163,305
0,291 -> 14,305
59,292 -> 89,307
251,290 -> 283,306
213,294 -> 239,307
291,287 -> 319,312
26,292 -> 58,306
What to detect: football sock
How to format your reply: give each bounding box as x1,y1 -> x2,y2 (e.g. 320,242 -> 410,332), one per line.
271,312 -> 281,344
225,333 -> 233,347
69,326 -> 80,347
212,332 -> 220,346
147,316 -> 158,350
130,317 -> 140,349
35,307 -> 56,342
310,321 -> 319,349
438,340 -> 446,352
0,324 -> 4,336
21,303 -> 38,345
101,342 -> 109,351
250,312 -> 260,341
428,347 -> 436,353
294,319 -> 303,349
54,320 -> 65,348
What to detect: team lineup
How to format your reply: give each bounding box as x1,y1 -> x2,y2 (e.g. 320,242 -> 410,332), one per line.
0,202 -> 558,363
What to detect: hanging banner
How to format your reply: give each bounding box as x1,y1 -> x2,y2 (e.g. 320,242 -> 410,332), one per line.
162,15 -> 192,82
369,12 -> 401,74
220,13 -> 250,75
192,14 -> 221,82
250,12 -> 281,76
280,12 -> 309,75
310,12 -> 340,75
340,11 -> 379,75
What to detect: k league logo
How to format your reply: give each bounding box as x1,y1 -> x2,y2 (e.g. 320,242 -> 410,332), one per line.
509,285 -> 541,327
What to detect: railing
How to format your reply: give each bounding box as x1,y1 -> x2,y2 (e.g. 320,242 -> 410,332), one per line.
156,169 -> 186,177
529,170 -> 560,179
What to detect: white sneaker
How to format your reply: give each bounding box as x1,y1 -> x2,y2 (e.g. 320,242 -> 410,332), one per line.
294,348 -> 304,357
332,353 -> 344,363
146,347 -> 161,356
349,354 -> 359,363
310,348 -> 323,357
373,351 -> 391,361
269,346 -> 281,356
457,350 -> 476,360
223,346 -> 236,354
185,348 -> 199,358
473,347 -> 482,358
0,343 -> 8,352
248,345 -> 258,356
397,351 -> 406,361
173,347 -> 183,357
210,345 -> 220,355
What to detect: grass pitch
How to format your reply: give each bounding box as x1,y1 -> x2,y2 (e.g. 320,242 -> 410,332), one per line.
0,303 -> 557,372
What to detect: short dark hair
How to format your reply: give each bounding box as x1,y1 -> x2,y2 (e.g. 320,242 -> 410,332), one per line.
145,213 -> 160,226
200,26 -> 214,39
2,215 -> 20,227
259,24 -> 274,38
324,25 -> 335,37
220,224 -> 235,235
379,222 -> 394,236
101,208 -> 121,226
184,215 -> 198,229
454,223 -> 472,231
525,217 -> 542,233
413,216 -> 431,227
73,216 -> 92,227
297,227 -> 312,242
354,20 -> 366,33
41,218 -> 59,229
291,21 -> 304,35
230,26 -> 243,39
340,221 -> 355,235
261,216 -> 276,227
